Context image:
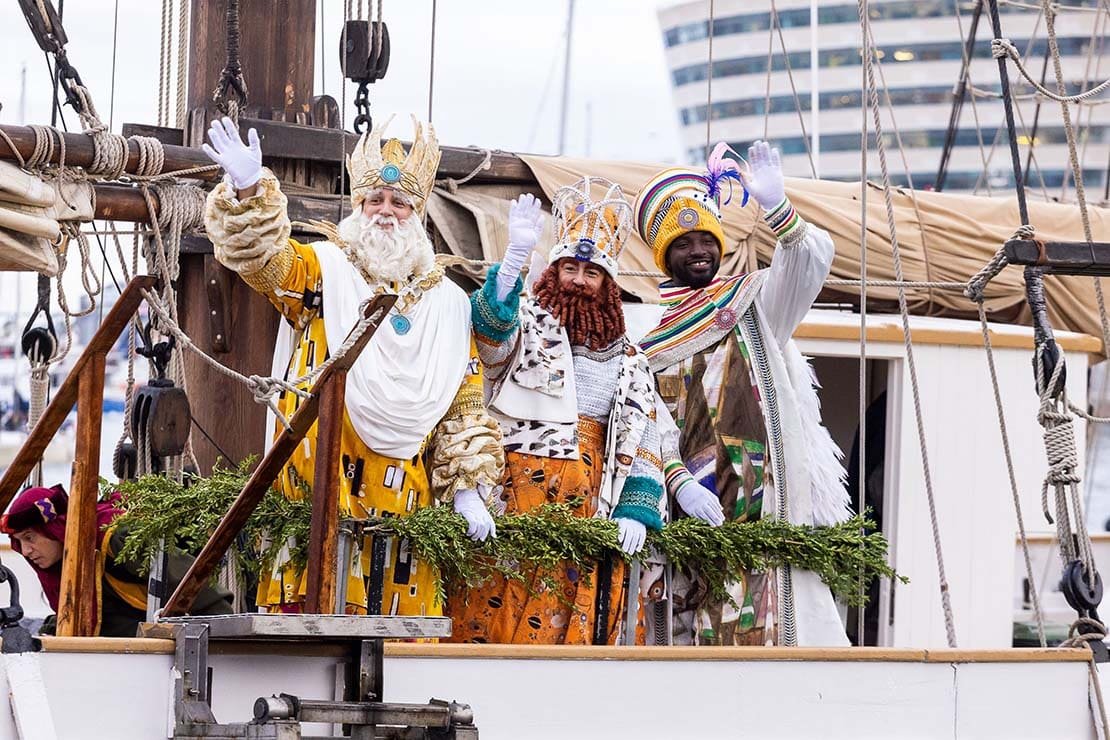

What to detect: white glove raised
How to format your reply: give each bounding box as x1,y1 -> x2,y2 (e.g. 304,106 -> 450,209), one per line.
615,517 -> 647,555
738,139 -> 786,211
202,116 -> 263,191
495,193 -> 545,301
675,481 -> 726,527
453,488 -> 497,542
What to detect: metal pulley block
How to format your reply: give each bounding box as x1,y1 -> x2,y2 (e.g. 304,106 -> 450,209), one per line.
132,379 -> 191,459
1062,559 -> 1103,614
113,438 -> 138,481
342,19 -> 390,134
341,20 -> 390,84
22,274 -> 57,365
21,326 -> 55,364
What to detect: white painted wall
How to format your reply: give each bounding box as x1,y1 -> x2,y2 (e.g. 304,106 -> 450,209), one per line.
799,317 -> 1090,648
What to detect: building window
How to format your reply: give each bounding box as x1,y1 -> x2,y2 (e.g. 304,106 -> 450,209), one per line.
671,37 -> 1093,86
661,0 -> 1099,48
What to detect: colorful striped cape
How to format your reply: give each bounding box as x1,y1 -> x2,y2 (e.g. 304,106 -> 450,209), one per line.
639,272 -> 764,369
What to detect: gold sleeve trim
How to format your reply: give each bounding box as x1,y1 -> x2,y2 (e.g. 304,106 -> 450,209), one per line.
242,242 -> 295,294
444,383 -> 484,420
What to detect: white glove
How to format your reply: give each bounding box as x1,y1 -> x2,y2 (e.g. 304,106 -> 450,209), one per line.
202,116 -> 263,191
453,488 -> 496,542
495,193 -> 545,301
676,481 -> 726,527
615,517 -> 647,555
738,140 -> 786,211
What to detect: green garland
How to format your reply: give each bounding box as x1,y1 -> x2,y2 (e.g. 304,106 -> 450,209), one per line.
111,461 -> 313,577
112,466 -> 904,609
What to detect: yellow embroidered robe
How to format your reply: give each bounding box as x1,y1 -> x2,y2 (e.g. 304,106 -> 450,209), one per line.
203,173 -> 503,618
252,239 -> 495,616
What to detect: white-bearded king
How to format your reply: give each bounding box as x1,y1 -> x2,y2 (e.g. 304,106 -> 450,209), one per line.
202,115 -> 504,616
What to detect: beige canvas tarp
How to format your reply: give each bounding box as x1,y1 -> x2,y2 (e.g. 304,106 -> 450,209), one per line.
430,152 -> 1109,352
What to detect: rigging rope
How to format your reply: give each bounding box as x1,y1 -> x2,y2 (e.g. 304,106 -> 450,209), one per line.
212,0 -> 248,121
435,149 -> 491,192
857,0 -> 871,644
428,0 -> 437,123
857,0 -> 958,648
158,0 -> 171,127
963,235 -> 1048,646
973,11 -> 1047,196
767,0 -> 816,176
176,0 -> 188,127
1061,616 -> 1110,736
1037,0 -> 1110,359
705,0 -> 715,155
992,38 -> 1110,102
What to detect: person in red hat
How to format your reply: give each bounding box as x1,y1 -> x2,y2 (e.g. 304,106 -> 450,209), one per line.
2,484 -> 232,637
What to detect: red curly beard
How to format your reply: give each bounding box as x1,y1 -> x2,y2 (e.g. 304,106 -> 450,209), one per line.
532,264 -> 626,350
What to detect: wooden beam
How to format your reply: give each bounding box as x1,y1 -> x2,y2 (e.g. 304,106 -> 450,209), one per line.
92,183 -> 344,227
0,276 -> 158,511
161,295 -> 396,618
1004,238 -> 1110,277
237,119 -> 535,183
0,124 -> 216,180
121,119 -> 537,185
304,370 -> 347,614
55,353 -> 106,637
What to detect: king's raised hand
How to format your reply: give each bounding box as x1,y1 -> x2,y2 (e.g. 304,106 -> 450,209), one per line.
201,116 -> 264,191
738,139 -> 787,212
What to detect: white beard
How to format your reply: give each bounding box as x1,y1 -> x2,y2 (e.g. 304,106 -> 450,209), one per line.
337,210 -> 436,285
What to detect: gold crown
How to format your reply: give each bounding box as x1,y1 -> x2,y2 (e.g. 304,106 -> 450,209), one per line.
548,177 -> 632,279
346,114 -> 441,216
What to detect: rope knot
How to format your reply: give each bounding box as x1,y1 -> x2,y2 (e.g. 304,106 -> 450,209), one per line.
1061,617 -> 1108,649
964,247 -> 1010,303
1039,409 -> 1081,485
991,38 -> 1017,60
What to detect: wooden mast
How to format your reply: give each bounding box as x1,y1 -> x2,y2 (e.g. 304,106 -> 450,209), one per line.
178,0 -> 317,473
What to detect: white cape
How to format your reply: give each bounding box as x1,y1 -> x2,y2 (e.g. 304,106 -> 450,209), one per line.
749,293 -> 852,647
270,241 -> 471,459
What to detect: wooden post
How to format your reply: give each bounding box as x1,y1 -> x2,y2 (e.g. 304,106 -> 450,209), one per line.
55,355 -> 107,637
304,370 -> 347,614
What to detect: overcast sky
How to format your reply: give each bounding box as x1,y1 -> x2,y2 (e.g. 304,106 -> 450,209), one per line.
0,0 -> 685,161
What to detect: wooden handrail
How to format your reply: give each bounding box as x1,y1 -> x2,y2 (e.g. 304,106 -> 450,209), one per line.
161,295 -> 396,618
0,275 -> 157,636
57,354 -> 106,637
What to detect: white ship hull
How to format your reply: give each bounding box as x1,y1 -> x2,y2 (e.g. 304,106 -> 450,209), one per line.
0,639 -> 1100,739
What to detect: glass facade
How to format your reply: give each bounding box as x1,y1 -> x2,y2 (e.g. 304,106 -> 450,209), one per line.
663,0 -> 1099,48
679,84 -> 1009,125
672,37 -> 1094,86
676,163 -> 1107,192
687,126 -> 1107,157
